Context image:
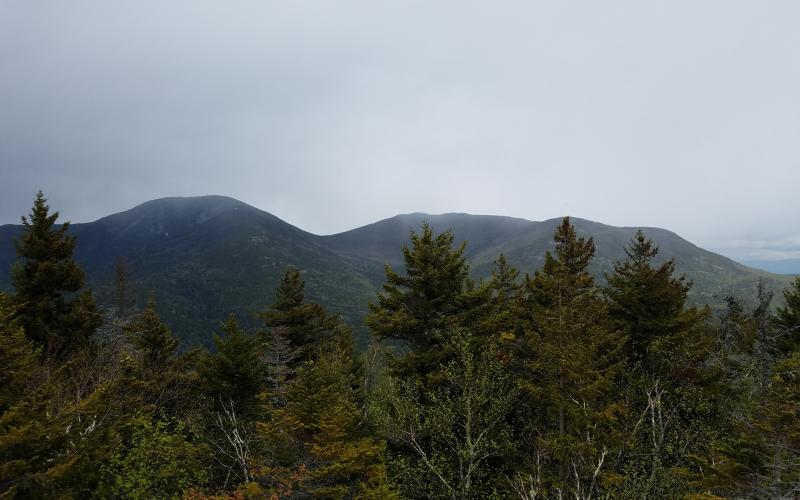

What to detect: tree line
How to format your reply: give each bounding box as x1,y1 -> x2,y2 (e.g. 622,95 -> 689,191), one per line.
1,191 -> 799,499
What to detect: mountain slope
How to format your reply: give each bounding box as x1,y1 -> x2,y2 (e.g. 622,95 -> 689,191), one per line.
1,198 -> 792,348
0,196 -> 377,347
319,214 -> 793,308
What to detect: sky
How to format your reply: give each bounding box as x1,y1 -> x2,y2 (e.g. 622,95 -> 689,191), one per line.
1,1 -> 798,262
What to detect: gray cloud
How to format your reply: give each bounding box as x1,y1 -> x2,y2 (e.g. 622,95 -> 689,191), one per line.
1,1 -> 798,261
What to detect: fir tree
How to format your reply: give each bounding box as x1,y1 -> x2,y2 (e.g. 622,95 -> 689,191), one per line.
749,350 -> 800,496
604,231 -> 717,496
366,222 -> 468,347
11,191 -> 100,355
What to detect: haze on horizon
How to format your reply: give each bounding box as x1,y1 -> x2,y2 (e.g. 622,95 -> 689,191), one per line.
1,1 -> 798,263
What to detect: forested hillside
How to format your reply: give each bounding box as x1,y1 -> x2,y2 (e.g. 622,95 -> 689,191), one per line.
0,196 -> 791,349
2,192 -> 800,498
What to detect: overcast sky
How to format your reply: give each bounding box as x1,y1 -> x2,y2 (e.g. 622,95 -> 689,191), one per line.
1,1 -> 798,261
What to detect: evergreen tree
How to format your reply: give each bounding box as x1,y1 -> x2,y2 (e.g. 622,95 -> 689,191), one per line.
258,348 -> 394,498
485,253 -> 523,338
0,292 -> 39,413
775,277 -> 800,354
374,328 -> 517,499
366,222 -> 470,379
604,230 -> 718,496
748,350 -> 800,496
604,230 -> 707,377
520,217 -> 626,493
260,267 -> 347,365
11,191 -> 100,355
126,295 -> 180,372
201,313 -> 264,418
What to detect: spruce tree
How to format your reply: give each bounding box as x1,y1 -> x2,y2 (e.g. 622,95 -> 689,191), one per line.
201,313 -> 264,418
11,191 -> 100,355
521,217 -> 626,492
604,229 -> 707,377
260,267 -> 345,365
366,222 -> 470,379
749,350 -> 800,495
125,296 -> 179,372
366,222 -> 468,347
604,230 -> 716,496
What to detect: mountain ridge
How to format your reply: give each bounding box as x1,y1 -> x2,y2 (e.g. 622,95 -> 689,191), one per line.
0,195 -> 793,348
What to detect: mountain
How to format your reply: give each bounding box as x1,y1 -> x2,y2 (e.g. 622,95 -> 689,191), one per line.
319,213 -> 793,308
1,197 -> 793,348
0,196 -> 377,347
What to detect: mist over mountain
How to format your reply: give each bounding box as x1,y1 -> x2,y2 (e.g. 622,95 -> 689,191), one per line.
0,196 -> 792,348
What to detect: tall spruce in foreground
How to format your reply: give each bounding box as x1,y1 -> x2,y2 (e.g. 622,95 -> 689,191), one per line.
520,217 -> 626,495
604,229 -> 707,376
366,222 -> 470,379
603,230 -> 715,497
11,191 -> 100,355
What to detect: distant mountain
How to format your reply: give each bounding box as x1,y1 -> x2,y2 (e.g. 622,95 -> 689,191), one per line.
0,196 -> 377,347
741,259 -> 800,276
320,213 -> 792,308
0,197 -> 793,348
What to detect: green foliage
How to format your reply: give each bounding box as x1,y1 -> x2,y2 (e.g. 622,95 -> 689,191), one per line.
373,328 -> 517,499
259,347 -> 394,498
366,222 -> 472,381
10,191 -> 100,356
125,296 -> 180,373
201,314 -> 264,418
518,217 -> 626,495
477,254 -> 523,340
775,276 -> 800,354
366,222 -> 469,348
260,267 -> 350,365
749,350 -> 800,495
603,230 -> 718,497
605,230 -> 707,376
0,293 -> 39,414
6,196 -> 800,499
96,414 -> 209,499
